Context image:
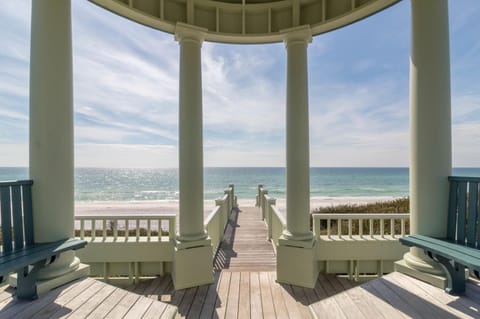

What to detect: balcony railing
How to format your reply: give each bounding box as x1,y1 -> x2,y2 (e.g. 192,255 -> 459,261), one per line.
75,184 -> 235,284
312,213 -> 409,239
205,184 -> 236,253
75,214 -> 176,242
258,184 -> 410,281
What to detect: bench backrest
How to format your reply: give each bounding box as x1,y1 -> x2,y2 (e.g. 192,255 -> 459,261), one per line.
0,180 -> 34,253
448,176 -> 480,248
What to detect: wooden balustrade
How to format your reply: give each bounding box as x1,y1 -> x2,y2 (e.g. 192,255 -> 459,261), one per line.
75,214 -> 177,242
312,213 -> 410,239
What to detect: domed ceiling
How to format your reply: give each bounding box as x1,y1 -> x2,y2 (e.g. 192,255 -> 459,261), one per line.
89,0 -> 400,43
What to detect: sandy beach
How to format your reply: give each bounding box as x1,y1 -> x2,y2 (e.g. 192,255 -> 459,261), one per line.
75,196 -> 400,217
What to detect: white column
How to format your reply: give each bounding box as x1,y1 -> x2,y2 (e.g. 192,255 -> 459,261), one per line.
29,0 -> 81,280
175,24 -> 207,242
283,26 -> 313,242
172,24 -> 213,290
402,0 -> 452,276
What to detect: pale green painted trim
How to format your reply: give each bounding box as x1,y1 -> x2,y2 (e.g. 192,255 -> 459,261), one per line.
88,0 -> 401,44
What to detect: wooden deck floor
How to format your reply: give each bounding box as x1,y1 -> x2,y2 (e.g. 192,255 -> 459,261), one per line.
123,206 -> 359,318
0,277 -> 177,319
311,271 -> 480,319
128,270 -> 357,319
214,207 -> 276,271
2,206 -> 480,318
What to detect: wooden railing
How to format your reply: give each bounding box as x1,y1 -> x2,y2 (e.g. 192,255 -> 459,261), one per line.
74,213 -> 176,285
259,184 -> 410,281
312,213 -> 409,239
204,184 -> 236,254
76,214 -> 176,242
257,185 -> 286,252
75,184 -> 235,284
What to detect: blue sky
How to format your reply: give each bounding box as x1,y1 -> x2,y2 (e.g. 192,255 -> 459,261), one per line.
0,0 -> 479,168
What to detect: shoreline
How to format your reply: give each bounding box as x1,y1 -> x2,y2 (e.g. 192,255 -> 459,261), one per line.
74,196 -> 403,216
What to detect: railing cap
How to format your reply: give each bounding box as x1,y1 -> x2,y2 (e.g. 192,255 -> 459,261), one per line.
75,213 -> 177,220
449,176 -> 480,182
0,179 -> 33,187
312,213 -> 409,219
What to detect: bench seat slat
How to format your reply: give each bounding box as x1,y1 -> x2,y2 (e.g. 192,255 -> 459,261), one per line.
400,235 -> 480,270
405,234 -> 473,253
0,238 -> 87,276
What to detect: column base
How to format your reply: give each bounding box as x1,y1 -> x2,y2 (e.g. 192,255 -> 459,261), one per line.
172,238 -> 213,290
281,230 -> 314,243
36,252 -> 82,280
276,236 -> 318,288
9,263 -> 90,297
395,258 -> 447,290
177,230 -> 208,242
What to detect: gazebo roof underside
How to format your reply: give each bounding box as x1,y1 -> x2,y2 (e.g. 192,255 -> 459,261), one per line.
89,0 -> 401,44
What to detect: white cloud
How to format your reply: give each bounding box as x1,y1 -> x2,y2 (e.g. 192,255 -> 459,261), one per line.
75,144 -> 177,168
0,144 -> 28,166
453,123 -> 480,167
0,0 -> 479,168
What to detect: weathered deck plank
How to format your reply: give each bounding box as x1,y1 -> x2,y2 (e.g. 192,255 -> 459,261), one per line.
238,272 -> 251,319
226,272 -> 240,318
249,272 -> 263,318
66,284 -> 117,319
86,287 -> 129,318
3,206 -> 480,318
0,278 -> 176,319
268,272 -> 289,319
216,207 -> 276,272
214,271 -> 231,318
311,272 -> 480,319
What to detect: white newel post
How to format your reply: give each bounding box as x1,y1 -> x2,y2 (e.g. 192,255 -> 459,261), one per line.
276,26 -> 318,289
395,0 -> 452,288
29,0 -> 89,290
173,23 -> 213,290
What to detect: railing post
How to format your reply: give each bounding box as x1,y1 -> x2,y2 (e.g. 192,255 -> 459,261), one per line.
256,184 -> 263,207
229,184 -> 235,209
224,189 -> 231,215
215,198 -> 226,240
267,198 -> 276,240
262,190 -> 268,220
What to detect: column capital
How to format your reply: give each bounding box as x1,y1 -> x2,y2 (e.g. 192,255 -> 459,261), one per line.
175,22 -> 208,45
281,25 -> 312,48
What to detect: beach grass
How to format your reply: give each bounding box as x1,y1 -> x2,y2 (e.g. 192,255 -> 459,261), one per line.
312,197 -> 409,214
311,197 -> 410,235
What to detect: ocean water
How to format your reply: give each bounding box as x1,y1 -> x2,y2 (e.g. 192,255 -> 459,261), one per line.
1,167 -> 480,202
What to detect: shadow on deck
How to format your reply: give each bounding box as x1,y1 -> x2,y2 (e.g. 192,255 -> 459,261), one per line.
126,206 -> 359,318
126,270 -> 358,318
2,206 -> 478,318
127,206 -> 480,318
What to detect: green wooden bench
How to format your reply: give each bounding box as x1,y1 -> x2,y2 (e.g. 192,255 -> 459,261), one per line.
0,180 -> 87,300
400,176 -> 480,294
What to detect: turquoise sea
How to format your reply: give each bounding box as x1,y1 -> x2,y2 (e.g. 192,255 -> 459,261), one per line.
1,167 -> 480,202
